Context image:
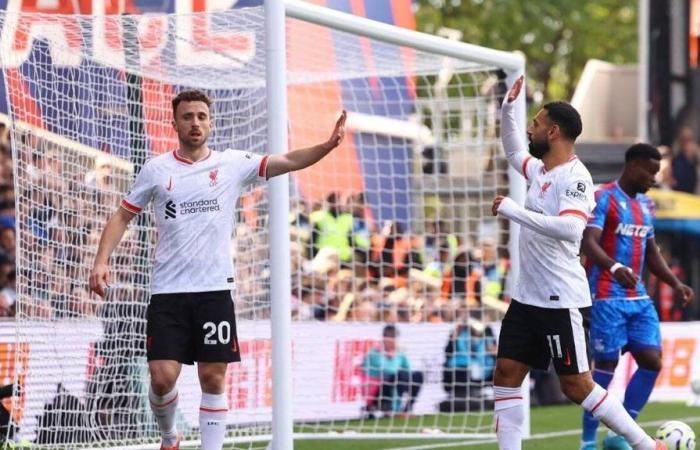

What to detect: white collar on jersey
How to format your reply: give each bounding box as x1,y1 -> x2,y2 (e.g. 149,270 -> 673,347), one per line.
173,149 -> 212,165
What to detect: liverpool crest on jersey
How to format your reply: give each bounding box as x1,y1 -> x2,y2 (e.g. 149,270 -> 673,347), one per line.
539,181 -> 552,199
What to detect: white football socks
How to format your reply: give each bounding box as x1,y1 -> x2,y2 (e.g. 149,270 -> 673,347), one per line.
200,392 -> 228,450
581,384 -> 656,450
494,385 -> 524,450
149,386 -> 179,447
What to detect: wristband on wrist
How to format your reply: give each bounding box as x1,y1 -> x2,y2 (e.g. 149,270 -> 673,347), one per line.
609,262 -> 625,274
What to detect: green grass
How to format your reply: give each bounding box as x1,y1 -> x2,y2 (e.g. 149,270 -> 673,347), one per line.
217,402 -> 700,450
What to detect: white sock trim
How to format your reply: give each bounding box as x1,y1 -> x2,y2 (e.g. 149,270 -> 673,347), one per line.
494,386 -> 522,398
200,392 -> 227,413
581,384 -> 607,413
494,385 -> 523,411
149,387 -> 178,408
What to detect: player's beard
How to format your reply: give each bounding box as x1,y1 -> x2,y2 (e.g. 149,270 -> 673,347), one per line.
528,139 -> 550,159
180,130 -> 207,150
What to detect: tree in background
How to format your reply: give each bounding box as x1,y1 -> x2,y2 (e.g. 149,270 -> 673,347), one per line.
416,0 -> 638,103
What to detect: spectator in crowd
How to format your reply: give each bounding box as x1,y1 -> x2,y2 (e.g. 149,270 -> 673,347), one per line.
48,259 -> 70,317
352,297 -> 379,322
0,149 -> 11,188
479,238 -> 509,304
672,126 -> 699,193
424,220 -> 458,264
370,220 -> 422,282
85,156 -> 120,216
0,177 -> 15,230
424,236 -> 452,281
0,199 -> 15,230
0,255 -> 11,294
441,247 -> 481,306
27,188 -> 52,243
443,319 -> 497,395
0,185 -> 12,204
656,145 -> 676,190
25,137 -> 46,185
0,227 -> 15,261
310,192 -> 354,263
289,199 -> 314,258
349,192 -> 373,258
293,278 -> 327,321
0,269 -> 16,317
360,325 -> 423,417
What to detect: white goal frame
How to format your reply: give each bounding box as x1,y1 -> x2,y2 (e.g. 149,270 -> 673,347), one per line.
271,1 -> 529,447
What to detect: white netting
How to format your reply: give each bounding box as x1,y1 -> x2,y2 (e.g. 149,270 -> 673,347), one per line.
0,5 -> 517,448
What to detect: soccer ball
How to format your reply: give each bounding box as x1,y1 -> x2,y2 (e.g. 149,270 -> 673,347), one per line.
656,420 -> 696,450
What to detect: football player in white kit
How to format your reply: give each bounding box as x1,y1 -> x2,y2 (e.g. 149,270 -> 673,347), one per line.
491,76 -> 666,450
89,90 -> 346,450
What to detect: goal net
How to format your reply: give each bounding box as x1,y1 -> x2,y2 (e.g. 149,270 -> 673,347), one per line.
0,2 -> 525,448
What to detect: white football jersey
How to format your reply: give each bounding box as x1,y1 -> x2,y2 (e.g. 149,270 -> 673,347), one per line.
515,155 -> 595,309
121,149 -> 268,295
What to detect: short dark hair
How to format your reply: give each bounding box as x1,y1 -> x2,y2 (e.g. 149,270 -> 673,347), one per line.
172,90 -> 212,115
543,101 -> 582,141
382,324 -> 398,338
625,143 -> 662,162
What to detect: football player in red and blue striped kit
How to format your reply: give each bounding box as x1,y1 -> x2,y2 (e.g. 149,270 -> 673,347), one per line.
580,143 -> 694,450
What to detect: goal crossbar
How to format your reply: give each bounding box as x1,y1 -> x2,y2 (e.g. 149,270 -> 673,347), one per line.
284,0 -> 524,72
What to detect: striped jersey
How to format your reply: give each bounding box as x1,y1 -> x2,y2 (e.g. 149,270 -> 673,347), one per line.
121,149 -> 268,295
585,182 -> 655,301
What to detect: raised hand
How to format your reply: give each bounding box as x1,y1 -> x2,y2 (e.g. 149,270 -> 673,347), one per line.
325,110 -> 347,150
507,75 -> 524,103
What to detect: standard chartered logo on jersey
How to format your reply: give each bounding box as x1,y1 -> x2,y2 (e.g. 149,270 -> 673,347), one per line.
164,198 -> 220,219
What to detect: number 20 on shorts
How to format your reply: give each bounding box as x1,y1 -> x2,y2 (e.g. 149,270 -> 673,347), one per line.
203,321 -> 231,345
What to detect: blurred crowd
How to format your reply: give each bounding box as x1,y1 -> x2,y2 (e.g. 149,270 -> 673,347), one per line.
0,124 -> 16,318
0,124 -> 135,320
282,191 -> 510,325
0,118 -> 696,324
0,121 -> 513,324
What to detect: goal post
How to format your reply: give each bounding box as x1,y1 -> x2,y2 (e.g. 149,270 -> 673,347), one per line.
282,0 -> 529,443
265,1 -> 293,449
0,1 -> 527,448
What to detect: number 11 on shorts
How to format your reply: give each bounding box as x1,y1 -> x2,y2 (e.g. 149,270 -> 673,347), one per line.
547,334 -> 563,358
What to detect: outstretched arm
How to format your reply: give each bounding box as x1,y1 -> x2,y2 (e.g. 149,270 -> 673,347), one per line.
89,207 -> 136,297
265,111 -> 346,179
501,76 -> 536,180
646,237 -> 694,306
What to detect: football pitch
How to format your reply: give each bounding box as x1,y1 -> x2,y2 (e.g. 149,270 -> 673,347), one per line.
215,402 -> 700,450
